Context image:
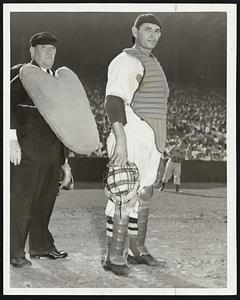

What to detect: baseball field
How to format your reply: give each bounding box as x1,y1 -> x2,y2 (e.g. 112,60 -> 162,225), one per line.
10,182 -> 227,292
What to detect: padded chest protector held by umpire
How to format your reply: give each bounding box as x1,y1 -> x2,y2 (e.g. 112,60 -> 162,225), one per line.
19,64 -> 99,155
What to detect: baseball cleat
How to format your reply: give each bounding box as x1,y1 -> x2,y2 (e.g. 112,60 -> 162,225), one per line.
159,183 -> 165,191
102,260 -> 131,277
127,254 -> 167,267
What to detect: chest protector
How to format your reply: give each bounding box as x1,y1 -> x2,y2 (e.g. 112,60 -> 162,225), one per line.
124,48 -> 169,120
19,64 -> 99,155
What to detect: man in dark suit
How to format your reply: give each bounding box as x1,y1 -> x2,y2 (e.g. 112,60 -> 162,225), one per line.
10,32 -> 68,268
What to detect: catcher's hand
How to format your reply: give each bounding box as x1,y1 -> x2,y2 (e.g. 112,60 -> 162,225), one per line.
59,161 -> 74,191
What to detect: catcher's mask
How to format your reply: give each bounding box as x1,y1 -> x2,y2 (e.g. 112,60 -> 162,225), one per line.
104,161 -> 140,205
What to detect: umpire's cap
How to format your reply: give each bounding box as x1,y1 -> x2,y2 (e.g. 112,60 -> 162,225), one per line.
30,32 -> 58,47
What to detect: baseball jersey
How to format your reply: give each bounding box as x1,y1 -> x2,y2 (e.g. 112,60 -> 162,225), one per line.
105,52 -> 143,105
168,145 -> 186,163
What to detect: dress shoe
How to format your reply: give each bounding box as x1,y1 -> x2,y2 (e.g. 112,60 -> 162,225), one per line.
127,254 -> 167,267
30,247 -> 68,260
10,257 -> 32,268
103,260 -> 131,277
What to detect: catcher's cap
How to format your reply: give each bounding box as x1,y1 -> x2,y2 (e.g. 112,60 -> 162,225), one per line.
30,32 -> 57,47
133,13 -> 162,29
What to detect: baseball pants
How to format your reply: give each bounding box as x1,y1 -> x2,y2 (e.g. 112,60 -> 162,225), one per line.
162,160 -> 181,185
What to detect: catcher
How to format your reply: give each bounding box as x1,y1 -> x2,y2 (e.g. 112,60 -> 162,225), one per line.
103,14 -> 167,276
130,14 -> 169,188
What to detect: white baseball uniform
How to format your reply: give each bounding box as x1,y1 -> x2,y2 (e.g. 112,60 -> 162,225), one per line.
105,52 -> 160,218
162,144 -> 186,185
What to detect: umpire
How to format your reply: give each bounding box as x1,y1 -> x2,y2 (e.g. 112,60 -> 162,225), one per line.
10,32 -> 68,268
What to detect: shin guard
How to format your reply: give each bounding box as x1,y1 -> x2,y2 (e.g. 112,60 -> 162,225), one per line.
106,209 -> 129,265
136,206 -> 150,255
128,186 -> 153,256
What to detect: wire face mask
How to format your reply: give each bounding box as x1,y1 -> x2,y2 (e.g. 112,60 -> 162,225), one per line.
104,161 -> 140,206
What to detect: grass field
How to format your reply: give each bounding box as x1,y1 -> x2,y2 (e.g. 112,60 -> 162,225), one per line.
9,182 -> 227,292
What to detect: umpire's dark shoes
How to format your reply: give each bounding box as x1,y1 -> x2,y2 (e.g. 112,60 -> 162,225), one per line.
30,247 -> 68,260
10,257 -> 32,268
127,254 -> 167,267
103,260 -> 131,277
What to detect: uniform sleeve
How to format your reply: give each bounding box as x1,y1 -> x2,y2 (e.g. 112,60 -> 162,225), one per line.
105,54 -> 143,103
180,149 -> 186,160
168,146 -> 175,156
104,95 -> 127,125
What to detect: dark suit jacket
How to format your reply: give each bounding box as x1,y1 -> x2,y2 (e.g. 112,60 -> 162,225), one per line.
11,62 -> 67,164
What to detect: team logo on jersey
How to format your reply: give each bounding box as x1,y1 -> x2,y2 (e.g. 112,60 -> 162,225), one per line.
136,74 -> 143,84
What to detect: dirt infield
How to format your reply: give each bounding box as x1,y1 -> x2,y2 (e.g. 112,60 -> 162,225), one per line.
10,182 -> 227,291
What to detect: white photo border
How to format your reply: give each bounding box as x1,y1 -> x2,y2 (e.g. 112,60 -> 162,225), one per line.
3,2 -> 237,296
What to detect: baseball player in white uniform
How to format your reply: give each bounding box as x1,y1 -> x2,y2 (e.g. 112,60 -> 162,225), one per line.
159,139 -> 187,193
103,14 -> 167,276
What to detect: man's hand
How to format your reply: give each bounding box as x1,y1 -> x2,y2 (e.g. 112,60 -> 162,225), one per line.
110,139 -> 128,165
110,121 -> 128,165
59,160 -> 74,190
10,140 -> 21,166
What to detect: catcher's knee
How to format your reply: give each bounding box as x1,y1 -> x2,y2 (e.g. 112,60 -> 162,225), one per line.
138,185 -> 153,207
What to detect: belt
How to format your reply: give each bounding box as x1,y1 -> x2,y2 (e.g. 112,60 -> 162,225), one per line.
17,104 -> 37,108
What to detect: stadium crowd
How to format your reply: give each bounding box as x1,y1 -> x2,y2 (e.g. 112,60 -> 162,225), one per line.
72,81 -> 226,161
166,84 -> 226,161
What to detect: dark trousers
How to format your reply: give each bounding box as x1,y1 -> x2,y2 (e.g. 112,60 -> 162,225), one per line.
10,157 -> 62,259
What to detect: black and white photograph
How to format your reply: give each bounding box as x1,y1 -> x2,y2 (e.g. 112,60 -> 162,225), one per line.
3,3 -> 236,295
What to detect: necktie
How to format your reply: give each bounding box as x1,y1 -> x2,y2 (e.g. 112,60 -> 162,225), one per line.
47,69 -> 50,74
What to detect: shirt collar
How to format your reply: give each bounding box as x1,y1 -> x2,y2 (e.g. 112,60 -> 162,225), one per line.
31,60 -> 53,75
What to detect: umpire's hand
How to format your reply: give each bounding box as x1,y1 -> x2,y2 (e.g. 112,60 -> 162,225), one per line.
10,139 -> 22,166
